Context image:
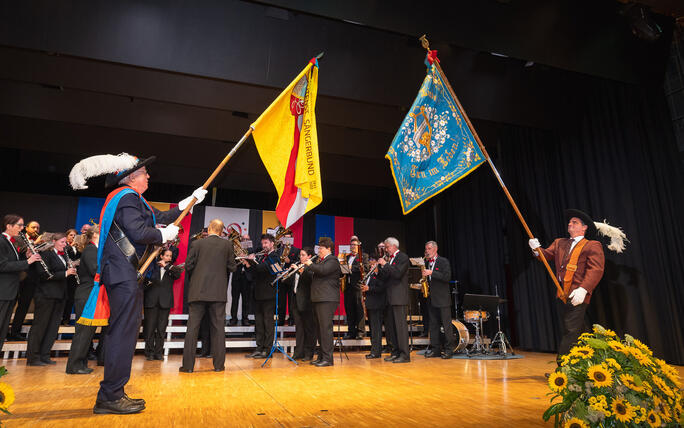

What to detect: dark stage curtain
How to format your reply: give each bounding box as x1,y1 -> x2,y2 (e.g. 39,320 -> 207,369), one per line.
406,78 -> 684,364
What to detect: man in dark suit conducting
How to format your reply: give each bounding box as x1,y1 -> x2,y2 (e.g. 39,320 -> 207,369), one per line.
303,237 -> 341,367
421,241 -> 454,359
377,237 -> 410,363
180,219 -> 237,373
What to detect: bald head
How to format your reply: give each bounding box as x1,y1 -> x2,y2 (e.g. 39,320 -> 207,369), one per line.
207,219 -> 224,235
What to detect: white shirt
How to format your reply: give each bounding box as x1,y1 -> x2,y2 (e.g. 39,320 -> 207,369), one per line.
569,235 -> 584,253
347,254 -> 356,269
293,272 -> 300,294
389,250 -> 399,264
54,249 -> 67,268
160,266 -> 167,281
2,233 -> 19,260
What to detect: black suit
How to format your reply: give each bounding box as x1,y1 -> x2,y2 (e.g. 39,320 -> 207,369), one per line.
277,245 -> 299,325
343,252 -> 368,337
182,235 -> 236,370
426,256 -> 454,353
377,251 -> 410,360
27,250 -> 69,363
0,235 -> 29,349
67,243 -> 98,372
307,254 -> 341,363
62,245 -> 80,323
364,270 -> 388,356
248,251 -> 280,353
143,262 -> 181,358
288,269 -> 316,359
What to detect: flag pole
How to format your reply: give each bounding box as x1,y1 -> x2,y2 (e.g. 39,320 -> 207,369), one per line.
137,127 -> 254,278
418,35 -> 565,301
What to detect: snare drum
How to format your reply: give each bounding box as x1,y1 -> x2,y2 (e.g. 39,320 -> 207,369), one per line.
463,310 -> 489,323
451,320 -> 470,352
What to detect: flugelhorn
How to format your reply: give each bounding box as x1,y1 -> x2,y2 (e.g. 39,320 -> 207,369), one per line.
271,255 -> 318,285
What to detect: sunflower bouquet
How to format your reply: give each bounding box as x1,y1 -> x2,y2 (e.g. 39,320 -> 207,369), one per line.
0,366 -> 14,425
543,324 -> 683,427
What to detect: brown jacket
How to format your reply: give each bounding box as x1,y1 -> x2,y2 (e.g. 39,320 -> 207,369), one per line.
540,238 -> 605,304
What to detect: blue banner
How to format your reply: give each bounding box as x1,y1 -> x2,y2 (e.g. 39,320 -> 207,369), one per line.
74,196 -> 105,230
386,63 -> 485,214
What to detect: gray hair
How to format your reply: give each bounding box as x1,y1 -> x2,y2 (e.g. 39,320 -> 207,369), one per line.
426,241 -> 438,250
119,167 -> 145,185
384,237 -> 399,248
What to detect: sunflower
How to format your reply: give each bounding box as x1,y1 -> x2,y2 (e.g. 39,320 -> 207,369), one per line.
569,345 -> 594,359
0,382 -> 14,409
548,372 -> 568,393
646,410 -> 662,427
559,355 -> 571,366
632,338 -> 653,356
587,364 -> 613,388
611,397 -> 636,423
564,417 -> 589,428
619,374 -> 644,392
608,341 -> 629,355
605,358 -> 621,371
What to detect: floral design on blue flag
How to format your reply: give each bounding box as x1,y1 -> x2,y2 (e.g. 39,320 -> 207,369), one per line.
386,64 -> 486,214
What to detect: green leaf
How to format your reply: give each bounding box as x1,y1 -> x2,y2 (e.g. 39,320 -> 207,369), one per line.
585,338 -> 609,349
543,402 -> 570,421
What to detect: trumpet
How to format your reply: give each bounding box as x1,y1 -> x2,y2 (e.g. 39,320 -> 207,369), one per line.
271,255 -> 318,285
235,248 -> 269,261
18,230 -> 53,280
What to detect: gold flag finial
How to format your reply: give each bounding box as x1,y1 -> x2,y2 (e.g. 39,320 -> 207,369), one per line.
419,34 -> 430,51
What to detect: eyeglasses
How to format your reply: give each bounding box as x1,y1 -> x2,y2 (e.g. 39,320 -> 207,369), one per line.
14,223 -> 24,227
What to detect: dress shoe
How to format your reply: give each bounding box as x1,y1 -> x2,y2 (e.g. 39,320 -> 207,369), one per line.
252,351 -> 268,359
310,359 -> 323,365
123,394 -> 146,406
145,355 -> 154,361
245,350 -> 261,358
213,367 -> 225,372
93,397 -> 145,415
441,352 -> 454,360
66,367 -> 93,374
153,355 -> 164,361
40,358 -> 57,365
384,355 -> 398,362
227,319 -> 237,326
365,353 -> 381,359
301,355 -> 313,362
27,360 -> 47,366
424,350 -> 441,358
381,346 -> 392,354
178,367 -> 193,373
393,356 -> 410,364
314,360 -> 333,367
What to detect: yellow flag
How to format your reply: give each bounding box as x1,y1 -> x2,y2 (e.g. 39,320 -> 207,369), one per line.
251,58 -> 322,227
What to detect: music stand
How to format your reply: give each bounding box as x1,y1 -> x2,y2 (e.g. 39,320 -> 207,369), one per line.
262,257 -> 297,366
462,294 -> 500,355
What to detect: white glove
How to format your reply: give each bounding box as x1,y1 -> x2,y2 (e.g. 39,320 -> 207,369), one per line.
178,187 -> 208,211
568,287 -> 587,306
160,224 -> 179,244
528,238 -> 541,250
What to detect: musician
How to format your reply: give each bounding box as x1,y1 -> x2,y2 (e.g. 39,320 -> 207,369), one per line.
80,224 -> 91,234
69,153 -> 206,414
377,237 -> 410,363
62,228 -> 81,325
8,219 -> 41,341
343,237 -> 368,340
180,219 -> 236,372
1,214 -> 41,350
360,254 -> 387,359
303,237 -> 341,367
26,233 -> 78,365
529,209 -> 605,359
421,241 -> 454,359
277,230 -> 298,326
229,236 -> 253,326
67,225 -> 100,374
289,247 -> 316,361
243,233 -> 279,359
144,249 -> 181,361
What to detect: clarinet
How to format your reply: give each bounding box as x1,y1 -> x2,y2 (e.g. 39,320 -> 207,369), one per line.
18,230 -> 53,280
63,249 -> 80,285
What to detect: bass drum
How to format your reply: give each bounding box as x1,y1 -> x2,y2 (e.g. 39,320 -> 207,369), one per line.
452,319 -> 470,352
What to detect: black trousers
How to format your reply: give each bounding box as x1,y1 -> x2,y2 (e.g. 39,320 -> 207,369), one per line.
230,280 -> 250,322
557,301 -> 588,357
313,301 -> 337,363
254,299 -> 276,352
292,306 -> 316,358
182,301 -> 226,370
66,297 -> 97,371
383,305 -> 397,354
62,279 -> 77,323
418,294 -> 431,334
390,305 -> 409,360
97,278 -> 143,402
10,277 -> 36,336
199,312 -> 212,355
429,305 -> 454,352
143,306 -> 171,358
368,307 -> 384,356
26,297 -> 64,362
343,288 -> 364,335
0,300 -> 13,351
276,282 -> 296,325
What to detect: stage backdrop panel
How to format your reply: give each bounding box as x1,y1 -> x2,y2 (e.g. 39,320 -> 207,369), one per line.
73,196 -> 105,230
0,191 -> 79,234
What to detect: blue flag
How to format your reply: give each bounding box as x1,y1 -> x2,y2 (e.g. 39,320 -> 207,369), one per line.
386,63 -> 485,214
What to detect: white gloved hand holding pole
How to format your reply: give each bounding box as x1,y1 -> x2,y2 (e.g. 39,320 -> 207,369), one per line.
528,238 -> 541,256
178,187 -> 208,212
568,287 -> 588,306
160,224 -> 179,244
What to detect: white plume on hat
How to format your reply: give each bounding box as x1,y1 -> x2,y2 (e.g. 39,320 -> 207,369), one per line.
69,153 -> 139,190
594,220 -> 628,253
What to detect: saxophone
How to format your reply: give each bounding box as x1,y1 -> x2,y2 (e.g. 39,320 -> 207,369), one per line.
420,264 -> 430,299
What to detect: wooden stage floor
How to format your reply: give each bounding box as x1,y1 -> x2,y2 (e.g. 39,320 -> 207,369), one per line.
0,351 -> 642,427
